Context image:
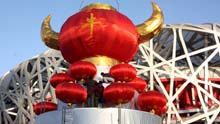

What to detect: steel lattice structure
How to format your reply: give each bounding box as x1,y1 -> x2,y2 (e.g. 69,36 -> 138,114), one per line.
1,24 -> 220,124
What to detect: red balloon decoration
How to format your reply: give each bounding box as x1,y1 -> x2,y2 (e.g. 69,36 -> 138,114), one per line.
68,61 -> 97,81
55,82 -> 87,104
33,102 -> 57,115
137,90 -> 167,115
58,9 -> 139,63
50,73 -> 74,88
103,83 -> 135,105
109,63 -> 137,82
127,77 -> 147,93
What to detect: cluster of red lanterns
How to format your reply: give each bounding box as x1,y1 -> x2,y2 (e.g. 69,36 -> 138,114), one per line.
52,61 -> 96,107
33,61 -> 168,116
36,1 -> 168,117
103,63 -> 137,105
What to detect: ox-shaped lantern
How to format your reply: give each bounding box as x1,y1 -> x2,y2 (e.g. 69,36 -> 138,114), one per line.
41,2 -> 163,65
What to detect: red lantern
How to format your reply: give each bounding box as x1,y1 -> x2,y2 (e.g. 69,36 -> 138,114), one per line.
33,102 -> 57,115
137,91 -> 167,115
109,63 -> 136,82
58,8 -> 139,63
50,73 -> 74,88
103,83 -> 135,105
127,77 -> 147,93
68,61 -> 97,81
155,105 -> 168,115
55,82 -> 87,104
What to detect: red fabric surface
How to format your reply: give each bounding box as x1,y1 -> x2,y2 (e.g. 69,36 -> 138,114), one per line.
68,61 -> 97,81
103,82 -> 135,105
127,77 -> 147,93
33,102 -> 57,115
137,91 -> 167,113
55,82 -> 87,104
58,9 -> 138,63
109,63 -> 137,82
50,73 -> 74,88
155,105 -> 168,115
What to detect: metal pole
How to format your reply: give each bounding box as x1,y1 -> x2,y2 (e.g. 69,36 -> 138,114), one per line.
118,106 -> 121,124
62,107 -> 66,124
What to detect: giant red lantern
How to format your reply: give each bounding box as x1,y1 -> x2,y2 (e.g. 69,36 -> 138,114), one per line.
137,90 -> 167,115
33,102 -> 57,115
55,82 -> 87,104
58,8 -> 139,63
41,2 -> 164,64
109,63 -> 137,82
127,77 -> 147,93
68,61 -> 97,81
50,73 -> 74,88
103,82 -> 135,105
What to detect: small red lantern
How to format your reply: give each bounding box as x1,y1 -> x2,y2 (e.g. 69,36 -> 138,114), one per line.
137,90 -> 167,115
68,61 -> 97,81
50,73 -> 74,88
55,82 -> 87,104
33,102 -> 57,115
103,82 -> 135,105
127,77 -> 147,93
109,63 -> 136,82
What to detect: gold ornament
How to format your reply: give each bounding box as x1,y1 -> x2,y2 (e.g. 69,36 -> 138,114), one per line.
136,2 -> 164,43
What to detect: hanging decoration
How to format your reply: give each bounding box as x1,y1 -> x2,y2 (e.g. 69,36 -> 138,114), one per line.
50,73 -> 74,88
55,82 -> 87,105
103,82 -> 135,105
68,61 -> 97,81
109,63 -> 136,82
33,102 -> 57,115
39,0 -> 165,117
127,77 -> 147,93
41,2 -> 164,64
137,90 -> 167,115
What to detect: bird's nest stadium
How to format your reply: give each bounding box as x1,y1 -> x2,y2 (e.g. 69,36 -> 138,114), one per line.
1,23 -> 220,124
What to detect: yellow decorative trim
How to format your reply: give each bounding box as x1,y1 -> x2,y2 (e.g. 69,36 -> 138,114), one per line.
81,3 -> 116,11
81,13 -> 101,37
83,56 -> 120,66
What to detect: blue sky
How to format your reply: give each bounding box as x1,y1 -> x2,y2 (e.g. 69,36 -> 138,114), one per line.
0,0 -> 219,76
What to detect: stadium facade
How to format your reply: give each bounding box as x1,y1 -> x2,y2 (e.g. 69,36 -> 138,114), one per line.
1,23 -> 220,124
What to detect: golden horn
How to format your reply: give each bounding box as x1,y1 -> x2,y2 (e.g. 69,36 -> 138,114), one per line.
136,2 -> 164,43
41,15 -> 59,50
